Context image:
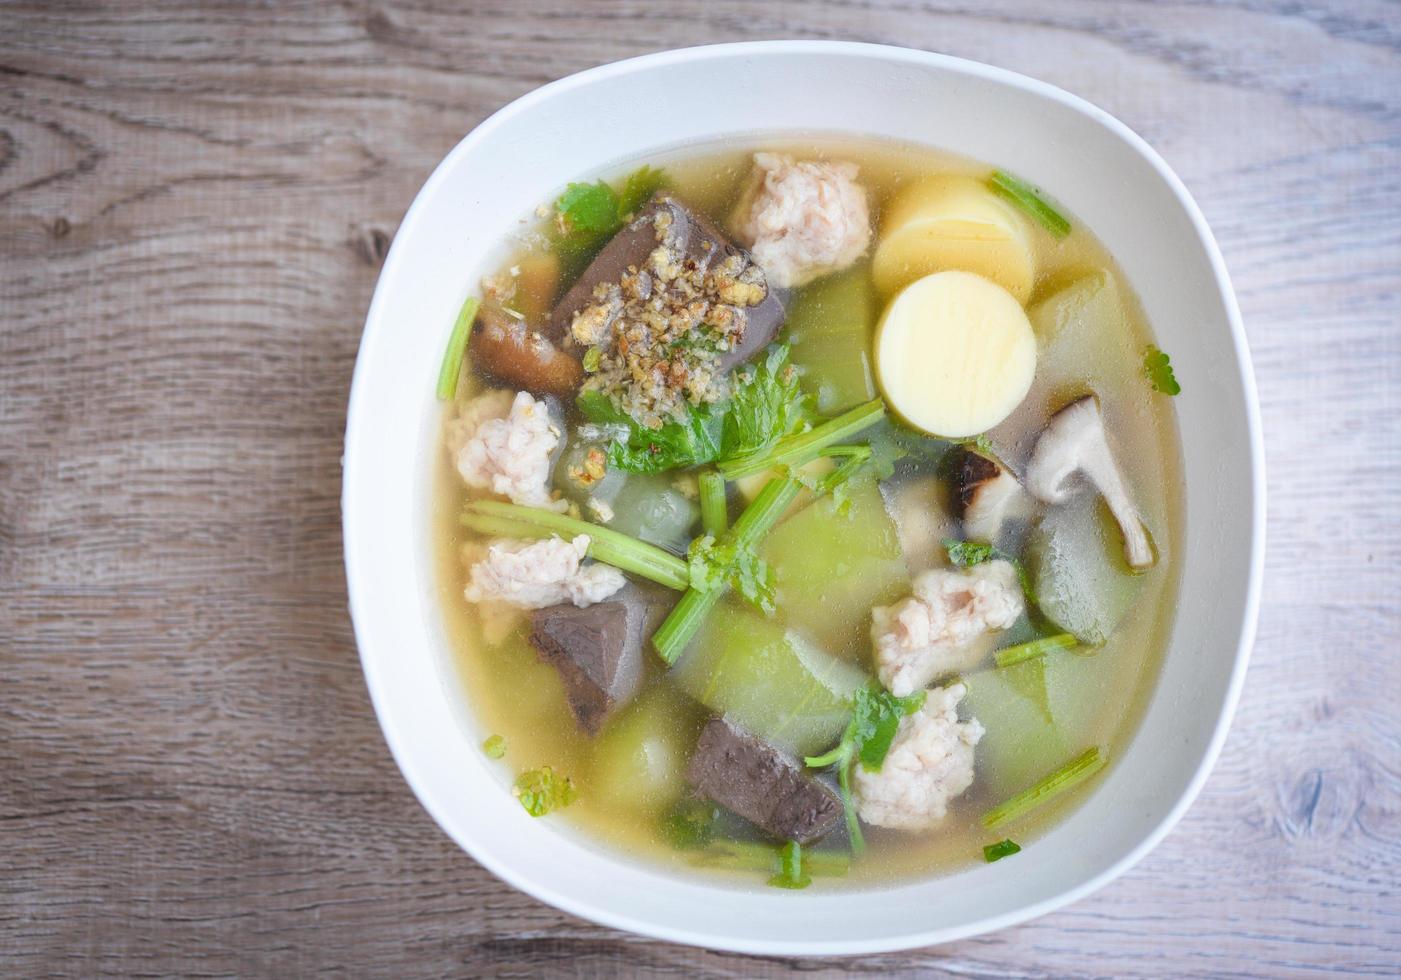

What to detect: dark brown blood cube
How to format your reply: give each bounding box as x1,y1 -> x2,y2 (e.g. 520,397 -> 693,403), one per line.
530,601 -> 643,735
685,716 -> 842,844
549,196 -> 785,373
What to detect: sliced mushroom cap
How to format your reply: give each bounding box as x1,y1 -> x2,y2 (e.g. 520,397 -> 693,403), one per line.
1025,395 -> 1155,569
948,446 -> 1031,544
471,304 -> 583,398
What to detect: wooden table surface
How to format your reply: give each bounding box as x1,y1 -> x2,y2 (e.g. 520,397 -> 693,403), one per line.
3,2 -> 1399,976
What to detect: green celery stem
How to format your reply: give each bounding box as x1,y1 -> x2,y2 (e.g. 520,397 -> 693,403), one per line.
982,746 -> 1106,829
460,500 -> 689,591
698,470 -> 728,537
718,399 -> 885,480
653,476 -> 802,664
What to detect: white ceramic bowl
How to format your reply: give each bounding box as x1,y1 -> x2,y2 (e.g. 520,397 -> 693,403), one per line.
343,41 -> 1264,954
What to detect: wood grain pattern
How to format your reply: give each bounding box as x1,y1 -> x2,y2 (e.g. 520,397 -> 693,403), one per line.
2,1 -> 1398,976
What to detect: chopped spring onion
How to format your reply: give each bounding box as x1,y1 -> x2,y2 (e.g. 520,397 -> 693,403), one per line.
435,296 -> 479,400
718,399 -> 886,481
768,840 -> 812,890
988,170 -> 1071,238
982,746 -> 1107,829
652,475 -> 803,664
983,838 -> 1021,863
698,470 -> 728,537
459,499 -> 689,591
994,633 -> 1078,668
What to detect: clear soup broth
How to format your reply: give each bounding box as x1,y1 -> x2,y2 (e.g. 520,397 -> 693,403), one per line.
434,136 -> 1182,888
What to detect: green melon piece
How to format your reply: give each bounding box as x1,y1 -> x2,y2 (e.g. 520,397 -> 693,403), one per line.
964,647 -> 1106,800
1027,494 -> 1144,645
670,601 -> 865,757
589,685 -> 704,814
761,476 -> 909,653
785,265 -> 879,413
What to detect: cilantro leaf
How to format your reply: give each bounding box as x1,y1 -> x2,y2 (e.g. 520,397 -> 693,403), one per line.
803,685 -> 928,853
482,734 -> 507,759
556,180 -> 621,234
687,534 -> 776,614
513,766 -> 577,817
576,389 -> 723,474
945,538 -> 999,566
550,166 -> 670,271
618,165 -> 668,217
721,344 -> 810,460
1143,345 -> 1181,395
983,838 -> 1022,863
853,687 -> 927,771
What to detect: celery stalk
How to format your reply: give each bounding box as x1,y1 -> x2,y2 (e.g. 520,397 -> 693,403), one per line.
698,470 -> 728,536
460,500 -> 689,591
994,633 -> 1078,668
435,296 -> 479,400
718,399 -> 885,480
982,746 -> 1107,829
652,476 -> 802,664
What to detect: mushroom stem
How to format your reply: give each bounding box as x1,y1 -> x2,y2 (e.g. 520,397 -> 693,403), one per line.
1025,396 -> 1155,570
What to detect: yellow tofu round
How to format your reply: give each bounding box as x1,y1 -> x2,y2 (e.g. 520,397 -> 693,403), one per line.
875,270 -> 1037,438
871,175 -> 1036,302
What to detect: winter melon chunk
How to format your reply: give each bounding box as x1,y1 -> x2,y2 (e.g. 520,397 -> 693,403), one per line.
761,476 -> 909,652
670,601 -> 865,757
785,265 -> 879,413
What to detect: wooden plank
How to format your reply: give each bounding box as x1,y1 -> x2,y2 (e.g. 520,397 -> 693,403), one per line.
2,1 -> 1397,975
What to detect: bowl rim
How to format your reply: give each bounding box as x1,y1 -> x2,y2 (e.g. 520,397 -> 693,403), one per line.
343,39 -> 1266,954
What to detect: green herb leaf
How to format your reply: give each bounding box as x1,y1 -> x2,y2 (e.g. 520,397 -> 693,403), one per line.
983,838 -> 1022,862
719,398 -> 886,481
658,799 -> 719,850
687,534 -> 776,614
582,346 -> 603,373
556,180 -> 621,234
768,840 -> 813,890
945,538 -> 999,567
1143,345 -> 1181,395
618,165 -> 668,218
942,538 -> 1040,611
550,166 -> 670,272
436,296 -> 479,401
721,344 -> 810,460
576,389 -> 724,474
988,170 -> 1072,238
853,687 -> 927,771
513,766 -> 577,817
802,684 -> 928,856
983,747 -> 1107,829
482,734 -> 507,759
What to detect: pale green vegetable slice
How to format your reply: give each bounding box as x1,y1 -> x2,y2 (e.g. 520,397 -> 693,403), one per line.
761,476 -> 908,652
784,265 -> 879,413
590,685 -> 704,814
1026,493 -> 1144,644
670,600 -> 865,757
964,647 -> 1106,799
606,473 -> 700,553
